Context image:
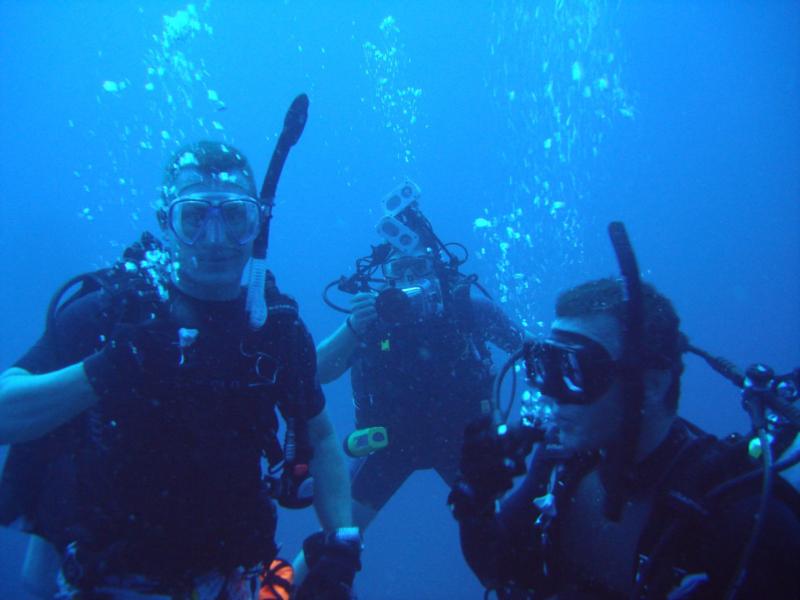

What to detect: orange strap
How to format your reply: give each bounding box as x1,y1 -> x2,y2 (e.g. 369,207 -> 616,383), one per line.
259,558 -> 294,600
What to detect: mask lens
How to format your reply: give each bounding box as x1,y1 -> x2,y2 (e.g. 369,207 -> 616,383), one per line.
560,352 -> 585,393
531,354 -> 548,387
220,200 -> 260,244
383,256 -> 433,280
171,200 -> 211,245
525,336 -> 614,405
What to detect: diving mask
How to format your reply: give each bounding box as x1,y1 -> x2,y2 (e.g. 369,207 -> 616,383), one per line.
524,331 -> 618,404
168,192 -> 262,246
381,255 -> 435,281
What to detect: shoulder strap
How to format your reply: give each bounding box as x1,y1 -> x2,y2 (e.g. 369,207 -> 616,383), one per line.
46,271 -> 108,333
257,274 -> 314,508
257,271 -> 304,419
263,270 -> 299,317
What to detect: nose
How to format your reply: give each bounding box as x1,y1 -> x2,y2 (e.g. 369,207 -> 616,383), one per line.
203,210 -> 226,243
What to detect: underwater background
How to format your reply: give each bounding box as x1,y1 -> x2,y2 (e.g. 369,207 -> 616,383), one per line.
0,1 -> 797,598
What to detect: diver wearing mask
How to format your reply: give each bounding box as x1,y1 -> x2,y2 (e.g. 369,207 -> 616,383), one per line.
316,181 -> 524,531
0,136 -> 359,600
450,224 -> 800,600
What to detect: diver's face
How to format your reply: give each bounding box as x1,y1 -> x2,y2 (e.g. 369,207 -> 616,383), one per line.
383,252 -> 437,287
161,171 -> 259,298
546,314 -> 625,453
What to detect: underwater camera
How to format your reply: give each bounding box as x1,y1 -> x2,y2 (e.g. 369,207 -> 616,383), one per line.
375,279 -> 444,326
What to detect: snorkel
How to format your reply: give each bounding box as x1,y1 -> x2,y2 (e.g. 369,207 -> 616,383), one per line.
604,221 -> 647,521
246,94 -> 310,329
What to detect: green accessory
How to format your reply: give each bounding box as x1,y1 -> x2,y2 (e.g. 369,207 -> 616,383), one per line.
343,427 -> 389,458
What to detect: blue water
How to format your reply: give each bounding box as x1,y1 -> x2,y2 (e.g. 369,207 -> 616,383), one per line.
1,1 -> 797,598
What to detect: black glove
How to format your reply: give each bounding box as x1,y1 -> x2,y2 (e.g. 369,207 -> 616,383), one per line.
450,416 -> 540,518
83,316 -> 182,402
296,528 -> 362,600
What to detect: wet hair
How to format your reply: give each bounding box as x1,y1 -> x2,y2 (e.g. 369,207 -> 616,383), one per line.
555,277 -> 685,413
160,140 -> 257,202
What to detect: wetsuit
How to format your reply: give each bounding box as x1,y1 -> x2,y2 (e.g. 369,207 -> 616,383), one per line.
350,294 -> 522,512
0,278 -> 324,595
456,418 -> 800,599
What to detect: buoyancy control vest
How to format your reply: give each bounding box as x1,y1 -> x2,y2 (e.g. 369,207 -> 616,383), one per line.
513,418 -> 800,599
0,234 -> 310,577
632,422 -> 800,599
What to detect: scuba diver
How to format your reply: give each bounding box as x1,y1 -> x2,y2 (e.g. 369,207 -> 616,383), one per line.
449,222 -> 800,599
315,180 -> 524,530
0,101 -> 361,600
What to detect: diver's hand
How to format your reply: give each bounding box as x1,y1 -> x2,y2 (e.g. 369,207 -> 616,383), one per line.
347,292 -> 377,336
450,416 -> 529,521
458,416 -> 535,503
295,528 -> 362,600
83,317 -> 182,401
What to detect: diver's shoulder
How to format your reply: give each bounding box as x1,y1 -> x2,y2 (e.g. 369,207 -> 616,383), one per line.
263,271 -> 300,312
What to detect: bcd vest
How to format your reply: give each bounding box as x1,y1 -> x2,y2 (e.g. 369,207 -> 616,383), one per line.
0,235 -> 305,578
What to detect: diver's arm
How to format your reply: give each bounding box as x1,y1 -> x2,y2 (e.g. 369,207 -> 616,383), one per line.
454,437 -> 551,592
294,408 -> 360,596
21,535 -> 61,599
315,322 -> 360,384
472,297 -> 525,353
316,292 -> 377,384
307,407 -> 353,529
457,505 -> 509,587
0,366 -> 97,444
458,498 -> 544,590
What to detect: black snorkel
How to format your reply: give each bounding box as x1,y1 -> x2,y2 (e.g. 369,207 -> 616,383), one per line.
604,221 -> 647,521
240,94 -> 314,511
246,93 -> 310,329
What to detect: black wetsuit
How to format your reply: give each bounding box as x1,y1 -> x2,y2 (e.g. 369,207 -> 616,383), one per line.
0,279 -> 324,589
350,294 -> 522,511
456,418 -> 800,599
